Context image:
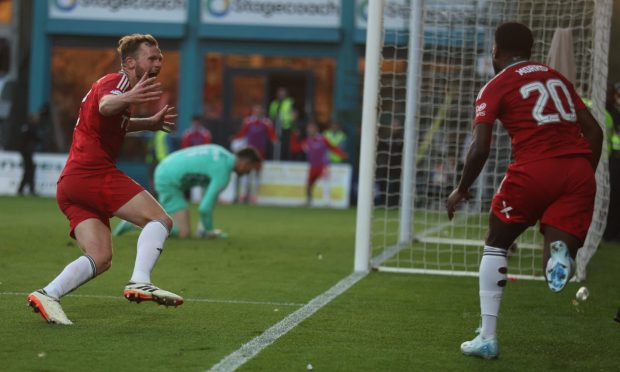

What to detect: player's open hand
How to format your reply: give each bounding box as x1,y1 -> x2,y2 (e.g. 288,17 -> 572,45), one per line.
150,105 -> 177,132
446,188 -> 470,220
125,72 -> 162,104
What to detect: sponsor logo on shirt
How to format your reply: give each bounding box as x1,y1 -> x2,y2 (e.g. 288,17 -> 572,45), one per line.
475,103 -> 487,117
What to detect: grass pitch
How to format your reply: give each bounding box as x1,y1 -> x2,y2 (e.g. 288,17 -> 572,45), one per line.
0,196 -> 618,371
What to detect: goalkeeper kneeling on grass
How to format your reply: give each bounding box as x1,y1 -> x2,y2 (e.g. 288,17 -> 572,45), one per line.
114,144 -> 262,239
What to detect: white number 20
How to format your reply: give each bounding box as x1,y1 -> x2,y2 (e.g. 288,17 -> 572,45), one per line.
519,79 -> 577,125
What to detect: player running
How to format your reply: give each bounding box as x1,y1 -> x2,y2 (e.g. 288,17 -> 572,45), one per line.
28,34 -> 181,325
446,22 -> 603,359
114,144 -> 262,239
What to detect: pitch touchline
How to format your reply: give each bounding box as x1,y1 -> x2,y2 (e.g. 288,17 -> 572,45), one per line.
207,271 -> 368,372
0,292 -> 304,307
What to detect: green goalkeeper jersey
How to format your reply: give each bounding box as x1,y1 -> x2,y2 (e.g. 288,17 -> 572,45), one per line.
155,144 -> 235,232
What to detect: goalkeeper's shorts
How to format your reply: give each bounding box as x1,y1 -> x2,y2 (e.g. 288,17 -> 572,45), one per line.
155,181 -> 188,215
491,155 -> 595,243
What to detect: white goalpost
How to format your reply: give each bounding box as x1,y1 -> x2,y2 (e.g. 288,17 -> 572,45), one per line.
355,0 -> 612,281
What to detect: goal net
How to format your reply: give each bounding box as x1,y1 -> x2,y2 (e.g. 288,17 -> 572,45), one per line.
355,0 -> 612,280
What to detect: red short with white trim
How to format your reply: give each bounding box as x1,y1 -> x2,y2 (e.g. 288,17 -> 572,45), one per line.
56,169 -> 144,239
491,155 -> 595,243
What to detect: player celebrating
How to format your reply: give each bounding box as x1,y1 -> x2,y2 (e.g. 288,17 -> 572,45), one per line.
27,34 -> 181,325
114,144 -> 262,239
446,22 -> 603,359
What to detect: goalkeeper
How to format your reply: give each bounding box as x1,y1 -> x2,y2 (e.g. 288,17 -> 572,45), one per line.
114,144 -> 262,238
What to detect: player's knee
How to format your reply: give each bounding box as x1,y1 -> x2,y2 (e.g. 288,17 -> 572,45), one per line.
92,252 -> 112,274
149,214 -> 173,234
98,258 -> 112,274
485,233 -> 513,250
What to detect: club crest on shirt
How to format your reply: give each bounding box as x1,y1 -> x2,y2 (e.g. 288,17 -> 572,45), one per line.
476,103 -> 487,117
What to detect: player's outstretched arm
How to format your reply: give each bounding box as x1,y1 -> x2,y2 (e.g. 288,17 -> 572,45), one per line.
127,105 -> 177,133
446,122 -> 492,220
99,74 -> 162,117
196,180 -> 225,239
576,108 -> 603,170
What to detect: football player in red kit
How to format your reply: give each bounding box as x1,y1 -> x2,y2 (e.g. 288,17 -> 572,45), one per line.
27,34 -> 182,325
446,23 -> 603,358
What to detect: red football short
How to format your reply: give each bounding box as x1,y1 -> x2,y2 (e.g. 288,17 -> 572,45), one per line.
56,169 -> 144,239
308,165 -> 327,186
491,155 -> 595,242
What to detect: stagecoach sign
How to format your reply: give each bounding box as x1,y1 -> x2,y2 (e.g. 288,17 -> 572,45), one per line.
202,0 -> 341,28
49,0 -> 188,23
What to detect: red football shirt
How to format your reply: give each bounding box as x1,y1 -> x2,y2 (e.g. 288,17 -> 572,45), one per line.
474,61 -> 591,164
61,72 -> 132,176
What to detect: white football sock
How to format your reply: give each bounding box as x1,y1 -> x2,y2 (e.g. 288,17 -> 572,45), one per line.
130,220 -> 168,284
44,255 -> 96,300
479,245 -> 508,339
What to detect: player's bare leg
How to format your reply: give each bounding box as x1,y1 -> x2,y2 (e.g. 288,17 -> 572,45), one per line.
542,225 -> 580,292
114,191 -> 183,306
28,218 -> 109,325
171,209 -> 190,238
461,213 -> 528,359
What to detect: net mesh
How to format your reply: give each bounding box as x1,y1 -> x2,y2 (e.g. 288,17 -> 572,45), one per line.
371,0 -> 611,279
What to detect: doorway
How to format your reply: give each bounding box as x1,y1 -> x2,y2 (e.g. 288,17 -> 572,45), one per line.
223,68 -> 313,129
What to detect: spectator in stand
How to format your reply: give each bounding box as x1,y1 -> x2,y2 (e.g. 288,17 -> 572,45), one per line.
181,115 -> 212,148
234,105 -> 277,203
18,111 -> 42,196
289,108 -> 305,161
300,121 -> 347,206
324,120 -> 347,164
269,87 -> 295,160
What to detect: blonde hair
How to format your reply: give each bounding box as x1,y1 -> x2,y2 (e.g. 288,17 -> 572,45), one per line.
117,34 -> 158,65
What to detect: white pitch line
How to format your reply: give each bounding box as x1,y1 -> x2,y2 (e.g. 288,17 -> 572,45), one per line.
0,292 -> 304,307
207,271 -> 368,372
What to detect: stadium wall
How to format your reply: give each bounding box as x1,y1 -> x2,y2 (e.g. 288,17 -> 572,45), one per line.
26,0 -> 376,185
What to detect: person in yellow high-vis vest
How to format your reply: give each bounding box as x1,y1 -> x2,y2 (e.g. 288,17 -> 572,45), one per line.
604,82 -> 620,242
581,98 -> 616,156
269,87 -> 295,160
146,130 -> 175,196
324,120 -> 347,164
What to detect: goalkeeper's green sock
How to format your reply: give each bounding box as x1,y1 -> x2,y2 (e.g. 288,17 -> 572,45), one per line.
112,220 -> 137,236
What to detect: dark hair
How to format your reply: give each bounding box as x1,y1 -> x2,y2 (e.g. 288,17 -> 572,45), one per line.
117,34 -> 159,64
191,115 -> 203,122
495,22 -> 533,59
236,147 -> 263,164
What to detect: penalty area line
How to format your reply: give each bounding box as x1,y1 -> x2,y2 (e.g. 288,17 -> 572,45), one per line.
0,292 -> 304,307
207,271 -> 368,372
